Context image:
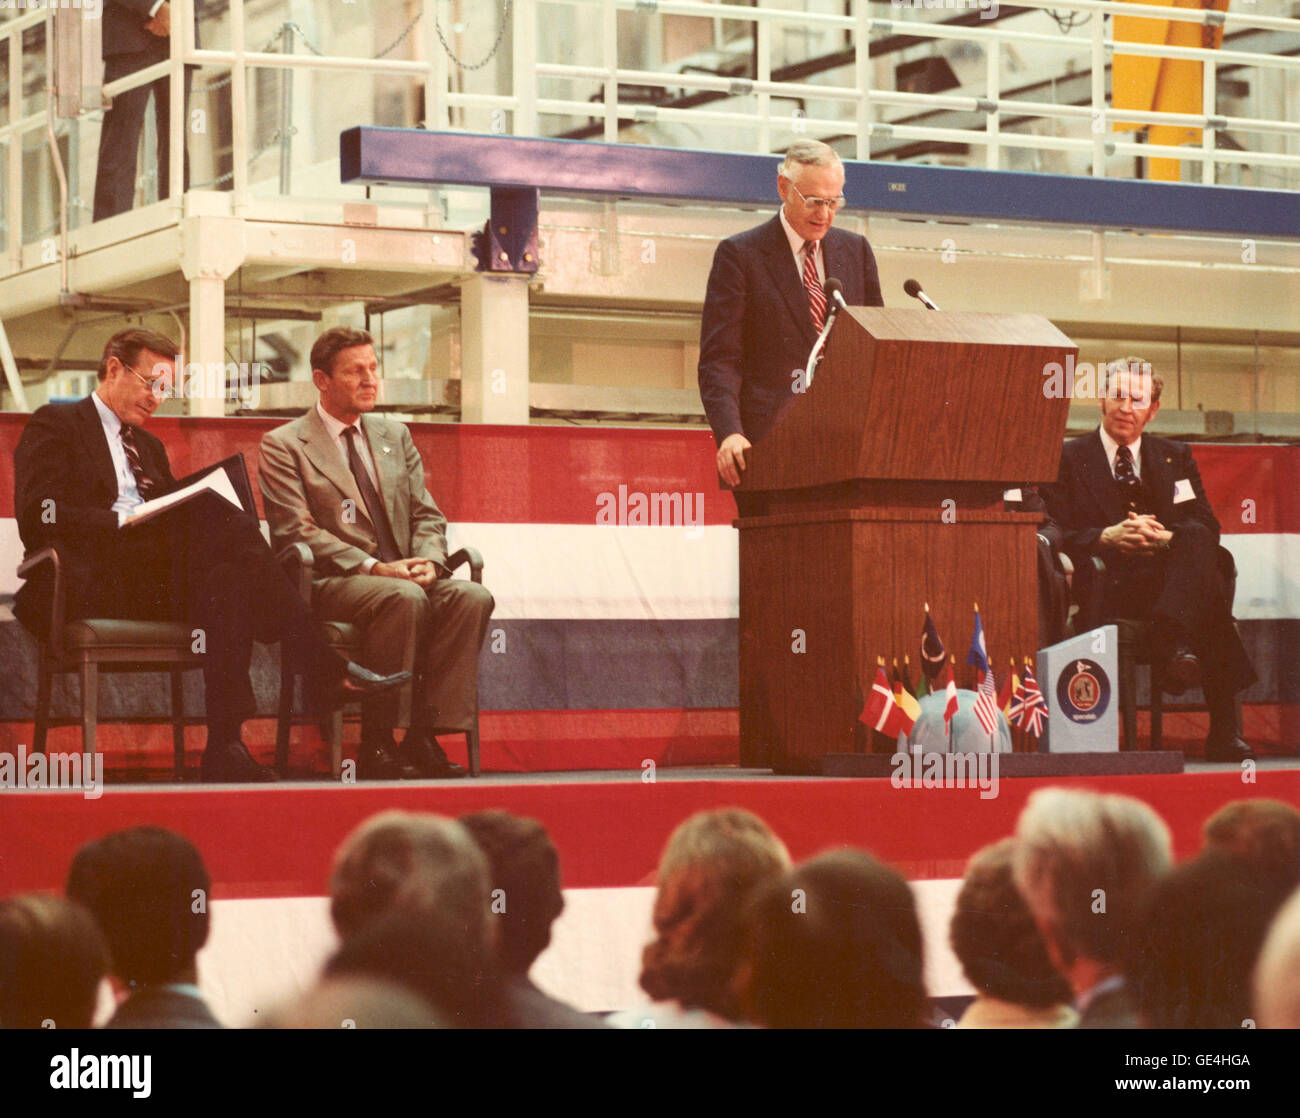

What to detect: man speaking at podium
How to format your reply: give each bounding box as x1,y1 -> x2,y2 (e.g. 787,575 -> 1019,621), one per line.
697,139 -> 884,504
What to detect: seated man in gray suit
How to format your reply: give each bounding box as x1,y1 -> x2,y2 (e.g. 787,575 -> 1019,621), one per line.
258,327 -> 494,780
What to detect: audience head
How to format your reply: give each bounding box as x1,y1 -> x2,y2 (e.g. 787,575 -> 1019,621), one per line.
1012,788 -> 1171,982
1254,888 -> 1300,1029
0,894 -> 109,1029
1129,850 -> 1288,1029
639,808 -> 790,1020
329,811 -> 489,942
65,826 -> 211,988
950,839 -> 1073,1011
1203,798 -> 1300,895
738,849 -> 927,1029
264,976 -> 444,1029
329,812 -> 492,1022
459,811 -> 564,977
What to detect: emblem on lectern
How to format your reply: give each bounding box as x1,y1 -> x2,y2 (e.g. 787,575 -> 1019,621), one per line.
1056,659 -> 1110,724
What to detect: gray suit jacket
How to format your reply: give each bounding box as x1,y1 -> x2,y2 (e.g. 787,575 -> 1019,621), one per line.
257,407 -> 448,578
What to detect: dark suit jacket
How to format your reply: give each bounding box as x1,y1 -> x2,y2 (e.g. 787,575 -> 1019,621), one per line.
698,212 -> 884,446
12,395 -> 174,637
105,987 -> 225,1029
1045,429 -> 1221,570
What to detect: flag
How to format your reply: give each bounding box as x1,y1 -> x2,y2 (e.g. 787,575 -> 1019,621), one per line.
1008,668 -> 1029,728
943,661 -> 959,727
974,664 -> 1000,736
859,665 -> 898,732
1000,659 -> 1021,721
966,606 -> 989,675
892,661 -> 920,733
1022,662 -> 1049,738
920,607 -> 946,680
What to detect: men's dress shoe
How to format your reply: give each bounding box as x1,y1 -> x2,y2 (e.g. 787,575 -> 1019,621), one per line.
200,741 -> 278,783
399,729 -> 467,779
356,740 -> 421,781
1205,736 -> 1255,763
334,663 -> 412,704
1160,648 -> 1202,696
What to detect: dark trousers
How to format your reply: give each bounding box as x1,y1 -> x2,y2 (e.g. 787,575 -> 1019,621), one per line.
93,48 -> 192,222
1080,523 -> 1255,742
90,494 -> 346,747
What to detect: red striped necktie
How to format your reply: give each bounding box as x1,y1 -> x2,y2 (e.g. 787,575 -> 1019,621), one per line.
802,240 -> 826,332
120,424 -> 156,497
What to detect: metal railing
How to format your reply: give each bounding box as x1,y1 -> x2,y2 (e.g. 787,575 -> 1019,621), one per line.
2,0 -> 1299,274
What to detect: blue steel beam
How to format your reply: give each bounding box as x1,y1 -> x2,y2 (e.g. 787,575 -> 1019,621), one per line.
341,126 -> 1300,240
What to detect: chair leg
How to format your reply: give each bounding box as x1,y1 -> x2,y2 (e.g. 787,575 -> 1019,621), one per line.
330,709 -> 344,780
276,649 -> 294,778
33,649 -> 52,754
467,718 -> 481,778
80,659 -> 98,762
1150,674 -> 1163,751
170,667 -> 185,780
1118,636 -> 1137,752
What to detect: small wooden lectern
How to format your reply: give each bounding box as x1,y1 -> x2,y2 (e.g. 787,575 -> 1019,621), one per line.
734,308 -> 1077,773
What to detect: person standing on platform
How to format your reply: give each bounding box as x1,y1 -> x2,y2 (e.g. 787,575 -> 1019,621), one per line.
697,139 -> 884,506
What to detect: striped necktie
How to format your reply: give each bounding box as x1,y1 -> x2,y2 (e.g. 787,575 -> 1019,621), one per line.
120,424 -> 156,497
802,240 -> 826,332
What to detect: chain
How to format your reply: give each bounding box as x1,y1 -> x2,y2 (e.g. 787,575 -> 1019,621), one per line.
192,128 -> 297,189
434,0 -> 513,71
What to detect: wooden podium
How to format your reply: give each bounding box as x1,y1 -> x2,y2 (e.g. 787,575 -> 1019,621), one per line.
735,308 -> 1077,773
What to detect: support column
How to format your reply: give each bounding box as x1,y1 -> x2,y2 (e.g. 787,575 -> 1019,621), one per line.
459,273 -> 530,424
181,213 -> 246,417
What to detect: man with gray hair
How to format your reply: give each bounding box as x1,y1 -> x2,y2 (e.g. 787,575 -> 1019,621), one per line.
697,139 -> 883,504
328,811 -> 494,1024
1011,787 -> 1172,1028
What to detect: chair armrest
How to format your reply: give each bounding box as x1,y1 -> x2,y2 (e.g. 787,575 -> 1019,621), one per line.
445,547 -> 483,584
277,543 -> 314,600
16,546 -> 66,658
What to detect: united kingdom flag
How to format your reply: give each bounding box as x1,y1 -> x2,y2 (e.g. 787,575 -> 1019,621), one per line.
1008,669 -> 1029,729
1021,662 -> 1049,738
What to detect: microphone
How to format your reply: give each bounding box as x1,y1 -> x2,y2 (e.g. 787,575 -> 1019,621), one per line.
823,276 -> 849,314
903,278 -> 940,311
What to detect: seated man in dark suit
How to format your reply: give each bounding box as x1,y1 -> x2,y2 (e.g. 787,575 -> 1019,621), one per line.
1044,358 -> 1256,762
12,328 -> 408,782
697,138 -> 884,504
66,826 -> 222,1029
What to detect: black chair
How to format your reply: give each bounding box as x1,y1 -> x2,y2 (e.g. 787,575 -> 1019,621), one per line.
16,547 -> 200,779
1072,547 -> 1240,752
275,544 -> 486,778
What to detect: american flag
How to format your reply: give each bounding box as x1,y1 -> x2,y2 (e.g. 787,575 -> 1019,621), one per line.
974,665 -> 1000,736
1021,662 -> 1049,738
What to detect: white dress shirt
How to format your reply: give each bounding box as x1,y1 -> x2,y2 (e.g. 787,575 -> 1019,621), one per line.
778,207 -> 825,284
92,391 -> 144,525
1099,426 -> 1143,481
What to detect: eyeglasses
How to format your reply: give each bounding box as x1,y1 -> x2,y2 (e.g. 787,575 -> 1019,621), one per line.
125,365 -> 170,395
786,179 -> 846,213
